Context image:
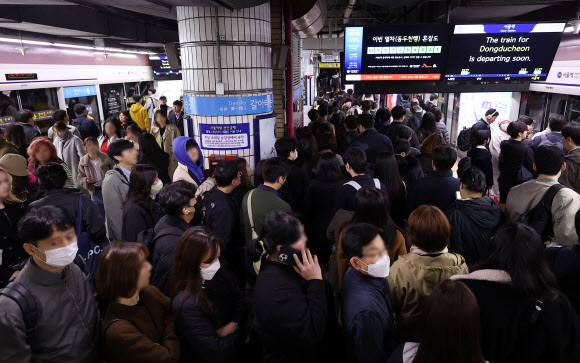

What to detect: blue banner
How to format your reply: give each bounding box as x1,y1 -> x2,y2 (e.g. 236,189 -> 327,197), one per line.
63,85 -> 97,98
199,123 -> 251,150
184,94 -> 274,116
344,27 -> 364,75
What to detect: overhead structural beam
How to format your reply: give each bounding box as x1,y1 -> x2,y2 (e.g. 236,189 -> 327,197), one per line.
0,5 -> 178,45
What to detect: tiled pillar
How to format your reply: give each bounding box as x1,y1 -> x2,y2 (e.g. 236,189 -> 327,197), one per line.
177,4 -> 273,170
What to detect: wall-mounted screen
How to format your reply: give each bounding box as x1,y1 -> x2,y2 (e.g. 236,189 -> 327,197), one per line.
445,23 -> 565,82
344,25 -> 452,81
149,55 -> 182,80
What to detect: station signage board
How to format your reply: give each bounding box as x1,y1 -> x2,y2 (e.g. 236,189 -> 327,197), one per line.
63,85 -> 98,98
5,73 -> 38,81
199,123 -> 250,150
184,94 -> 274,116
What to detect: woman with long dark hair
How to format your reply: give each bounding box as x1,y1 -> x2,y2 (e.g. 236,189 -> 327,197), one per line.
121,164 -> 163,241
170,226 -> 247,363
305,151 -> 347,262
327,186 -> 406,289
98,117 -> 123,153
138,133 -> 171,184
251,211 -> 340,363
4,123 -> 28,158
151,110 -> 180,178
452,223 -> 580,363
375,151 -> 406,228
96,242 -> 180,362
387,279 -> 485,363
416,111 -> 439,144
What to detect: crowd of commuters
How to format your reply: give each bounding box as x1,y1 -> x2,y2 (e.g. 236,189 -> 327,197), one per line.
0,88 -> 579,363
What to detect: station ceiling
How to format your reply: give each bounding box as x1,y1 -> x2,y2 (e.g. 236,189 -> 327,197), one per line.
0,0 -> 575,53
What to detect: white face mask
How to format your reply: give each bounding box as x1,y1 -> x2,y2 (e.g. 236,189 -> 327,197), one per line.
500,123 -> 509,132
150,180 -> 163,196
356,254 -> 390,278
201,260 -> 220,281
33,241 -> 79,268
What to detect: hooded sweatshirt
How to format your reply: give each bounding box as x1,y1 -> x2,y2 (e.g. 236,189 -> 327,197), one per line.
130,103 -> 150,132
446,196 -> 502,265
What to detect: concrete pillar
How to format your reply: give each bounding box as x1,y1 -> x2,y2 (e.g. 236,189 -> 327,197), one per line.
177,4 -> 273,170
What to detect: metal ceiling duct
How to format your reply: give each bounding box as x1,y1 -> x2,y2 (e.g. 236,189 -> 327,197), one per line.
292,0 -> 327,38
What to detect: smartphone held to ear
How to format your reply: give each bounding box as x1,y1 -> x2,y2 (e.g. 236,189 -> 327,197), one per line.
278,245 -> 304,267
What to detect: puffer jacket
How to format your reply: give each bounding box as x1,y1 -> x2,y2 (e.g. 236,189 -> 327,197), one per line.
446,197 -> 502,265
435,121 -> 450,143
559,147 -> 580,194
150,215 -> 193,294
130,103 -> 150,132
387,252 -> 468,341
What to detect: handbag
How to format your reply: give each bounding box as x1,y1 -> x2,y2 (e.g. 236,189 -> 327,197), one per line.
76,196 -> 109,276
247,190 -> 264,274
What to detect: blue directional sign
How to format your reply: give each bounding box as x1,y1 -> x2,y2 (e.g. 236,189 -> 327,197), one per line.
184,94 -> 274,116
63,85 -> 98,98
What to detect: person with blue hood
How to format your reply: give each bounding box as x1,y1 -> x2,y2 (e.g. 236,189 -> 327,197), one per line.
172,136 -> 215,196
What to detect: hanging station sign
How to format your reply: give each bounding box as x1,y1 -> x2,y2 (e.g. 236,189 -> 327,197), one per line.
184,94 -> 274,116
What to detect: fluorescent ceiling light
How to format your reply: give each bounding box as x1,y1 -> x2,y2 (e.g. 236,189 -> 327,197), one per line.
0,37 -> 156,54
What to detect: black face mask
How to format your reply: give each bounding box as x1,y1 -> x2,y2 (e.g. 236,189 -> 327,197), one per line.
278,245 -> 303,267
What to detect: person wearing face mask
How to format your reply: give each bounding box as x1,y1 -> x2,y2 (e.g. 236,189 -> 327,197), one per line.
170,226 -> 248,363
275,136 -> 309,214
341,223 -> 397,363
489,118 -> 512,198
150,181 -> 199,294
96,242 -> 180,363
0,206 -> 100,362
387,205 -> 468,342
173,136 -> 215,197
251,211 -> 342,363
121,164 -> 163,242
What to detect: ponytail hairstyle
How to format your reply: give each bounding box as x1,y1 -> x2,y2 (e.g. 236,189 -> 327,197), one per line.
248,210 -> 302,262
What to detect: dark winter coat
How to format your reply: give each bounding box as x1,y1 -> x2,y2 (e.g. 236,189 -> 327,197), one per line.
150,215 -> 192,294
279,158 -> 310,214
333,174 -> 388,213
415,153 -> 435,176
172,271 -> 248,363
470,119 -> 491,145
74,115 -> 100,139
498,139 -> 535,203
139,151 -> 171,185
203,186 -> 243,269
29,188 -> 106,241
341,268 -> 397,363
380,122 -> 420,149
545,246 -> 580,316
453,269 -> 580,363
168,112 -> 185,137
337,128 -> 360,156
405,170 -> 459,216
0,202 -> 27,288
253,260 -> 340,363
349,129 -> 394,165
304,177 -> 347,261
468,146 -> 494,187
122,197 -> 162,242
446,197 -> 502,265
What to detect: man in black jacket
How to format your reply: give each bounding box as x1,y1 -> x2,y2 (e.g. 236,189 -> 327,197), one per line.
350,113 -> 393,165
341,224 -> 397,362
406,145 -> 460,215
446,167 -> 501,265
72,104 -> 100,139
203,160 -> 243,271
468,129 -> 494,188
275,136 -> 310,214
381,106 -> 420,149
150,181 -> 198,294
168,100 -> 185,136
470,108 -> 499,146
337,115 -> 360,156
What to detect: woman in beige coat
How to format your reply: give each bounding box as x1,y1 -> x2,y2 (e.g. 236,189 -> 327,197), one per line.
151,110 -> 180,179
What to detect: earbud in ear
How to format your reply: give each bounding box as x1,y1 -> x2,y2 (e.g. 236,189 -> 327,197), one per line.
184,209 -> 190,214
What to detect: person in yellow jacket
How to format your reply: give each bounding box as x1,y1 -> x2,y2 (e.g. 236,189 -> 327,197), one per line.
129,95 -> 150,132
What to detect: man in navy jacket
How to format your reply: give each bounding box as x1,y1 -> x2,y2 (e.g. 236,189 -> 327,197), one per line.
341,223 -> 397,362
406,145 -> 460,215
350,113 -> 393,165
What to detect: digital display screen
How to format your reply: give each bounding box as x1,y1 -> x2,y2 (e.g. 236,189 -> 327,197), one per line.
344,25 -> 452,81
5,73 -> 38,81
149,56 -> 181,80
445,23 -> 565,82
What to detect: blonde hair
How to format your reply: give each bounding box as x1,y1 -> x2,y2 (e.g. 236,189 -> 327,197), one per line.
0,167 -> 22,204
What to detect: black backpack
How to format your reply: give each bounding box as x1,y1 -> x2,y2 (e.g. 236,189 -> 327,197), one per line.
0,255 -> 90,354
516,184 -> 566,242
458,126 -> 472,152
